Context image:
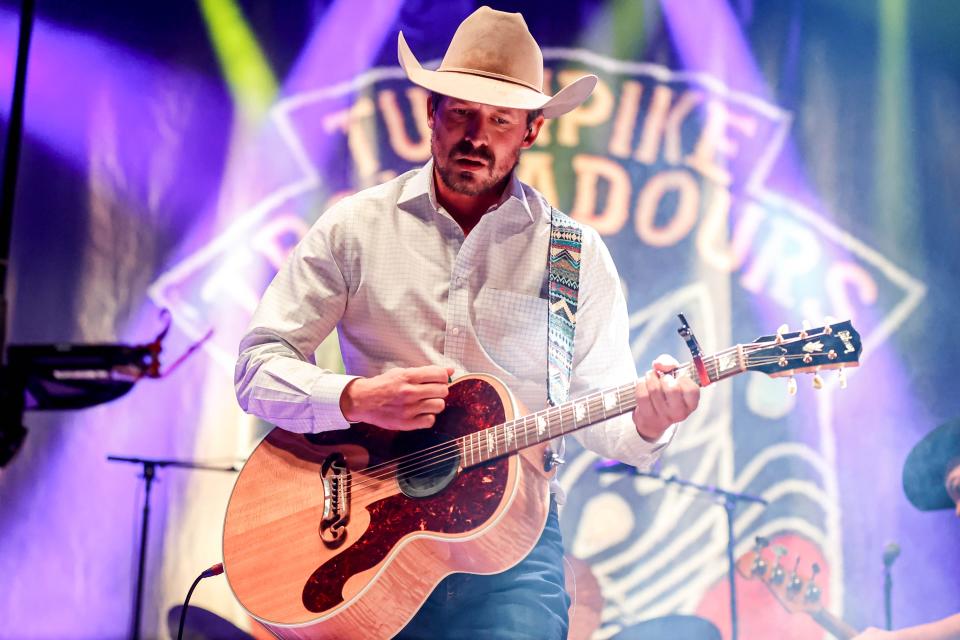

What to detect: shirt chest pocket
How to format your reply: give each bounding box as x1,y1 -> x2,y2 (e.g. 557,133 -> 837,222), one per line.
473,288 -> 548,382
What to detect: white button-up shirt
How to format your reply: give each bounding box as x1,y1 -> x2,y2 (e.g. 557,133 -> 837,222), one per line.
235,161 -> 669,469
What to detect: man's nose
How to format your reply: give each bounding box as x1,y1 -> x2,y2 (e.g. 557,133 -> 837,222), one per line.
463,114 -> 490,144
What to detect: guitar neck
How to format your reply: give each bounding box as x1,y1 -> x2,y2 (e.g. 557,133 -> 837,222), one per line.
457,348 -> 745,468
810,609 -> 859,640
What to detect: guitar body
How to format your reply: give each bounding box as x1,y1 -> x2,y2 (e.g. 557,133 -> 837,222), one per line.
222,374 -> 555,639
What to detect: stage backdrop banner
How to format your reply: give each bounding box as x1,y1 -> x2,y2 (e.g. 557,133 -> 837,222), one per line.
0,1 -> 958,639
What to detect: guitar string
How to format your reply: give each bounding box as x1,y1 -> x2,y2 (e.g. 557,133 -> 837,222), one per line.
340,341 -> 849,495
343,349 -> 853,508
343,345 -> 850,499
338,336 -> 785,485
338,341 -> 749,491
339,340 -> 847,495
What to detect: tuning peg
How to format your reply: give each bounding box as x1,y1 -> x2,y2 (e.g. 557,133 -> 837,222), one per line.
776,324 -> 789,343
787,376 -> 798,395
823,316 -> 837,334
812,369 -> 823,390
837,367 -> 847,389
788,556 -> 803,595
751,536 -> 771,574
751,548 -> 769,576
770,546 -> 788,584
805,563 -> 822,602
800,319 -> 811,338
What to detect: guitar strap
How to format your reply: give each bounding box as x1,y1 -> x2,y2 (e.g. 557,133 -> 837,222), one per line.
547,207 -> 582,408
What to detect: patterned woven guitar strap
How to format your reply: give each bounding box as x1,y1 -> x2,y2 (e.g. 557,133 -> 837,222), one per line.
547,207 -> 582,407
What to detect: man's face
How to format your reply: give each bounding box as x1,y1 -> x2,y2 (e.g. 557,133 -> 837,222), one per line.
427,96 -> 543,197
946,462 -> 960,517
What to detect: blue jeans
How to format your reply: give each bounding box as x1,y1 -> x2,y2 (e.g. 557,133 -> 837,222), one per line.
396,500 -> 569,639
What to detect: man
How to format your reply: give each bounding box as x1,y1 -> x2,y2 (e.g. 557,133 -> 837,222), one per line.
853,419 -> 960,640
235,7 -> 700,638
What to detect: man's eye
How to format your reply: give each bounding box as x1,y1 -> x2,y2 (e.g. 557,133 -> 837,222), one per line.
495,117 -> 509,125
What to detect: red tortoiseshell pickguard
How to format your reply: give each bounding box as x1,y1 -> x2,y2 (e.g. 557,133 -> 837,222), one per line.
300,377 -> 510,613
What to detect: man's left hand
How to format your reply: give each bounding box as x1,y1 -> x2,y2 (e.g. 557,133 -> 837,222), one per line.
633,354 -> 700,442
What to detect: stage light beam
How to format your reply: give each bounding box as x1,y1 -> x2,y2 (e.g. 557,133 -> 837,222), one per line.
198,0 -> 278,124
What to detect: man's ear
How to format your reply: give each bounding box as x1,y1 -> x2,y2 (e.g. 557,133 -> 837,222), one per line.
521,114 -> 545,149
426,94 -> 436,130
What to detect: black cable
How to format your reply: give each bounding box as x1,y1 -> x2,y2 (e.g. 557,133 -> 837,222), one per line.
177,563 -> 223,640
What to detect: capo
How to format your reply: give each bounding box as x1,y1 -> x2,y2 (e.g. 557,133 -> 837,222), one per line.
677,314 -> 711,387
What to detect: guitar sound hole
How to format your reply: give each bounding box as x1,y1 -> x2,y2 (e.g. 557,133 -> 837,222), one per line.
395,429 -> 461,499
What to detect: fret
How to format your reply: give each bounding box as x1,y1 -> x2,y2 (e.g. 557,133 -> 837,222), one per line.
469,381 -> 636,462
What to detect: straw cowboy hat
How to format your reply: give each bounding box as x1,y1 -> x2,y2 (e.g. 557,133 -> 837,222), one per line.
902,418 -> 960,511
397,6 -> 597,118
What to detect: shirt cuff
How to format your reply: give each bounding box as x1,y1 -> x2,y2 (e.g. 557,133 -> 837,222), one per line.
639,422 -> 676,447
617,422 -> 676,468
310,373 -> 361,432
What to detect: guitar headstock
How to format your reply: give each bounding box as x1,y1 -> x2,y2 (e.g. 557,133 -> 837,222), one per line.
745,320 -> 861,386
736,538 -> 826,616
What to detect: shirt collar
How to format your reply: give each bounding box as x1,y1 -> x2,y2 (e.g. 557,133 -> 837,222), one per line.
397,159 -> 535,223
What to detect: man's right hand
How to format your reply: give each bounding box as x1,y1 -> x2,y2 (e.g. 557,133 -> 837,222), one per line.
339,365 -> 454,430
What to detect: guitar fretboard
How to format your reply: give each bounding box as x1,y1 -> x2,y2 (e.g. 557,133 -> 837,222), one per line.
456,346 -> 746,468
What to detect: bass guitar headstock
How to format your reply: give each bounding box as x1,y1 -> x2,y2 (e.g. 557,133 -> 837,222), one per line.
736,537 -> 826,616
735,537 -> 859,639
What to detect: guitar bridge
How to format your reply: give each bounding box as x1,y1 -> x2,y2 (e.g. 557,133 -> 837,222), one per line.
319,452 -> 350,548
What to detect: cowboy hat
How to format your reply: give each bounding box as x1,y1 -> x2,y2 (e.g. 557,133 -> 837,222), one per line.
902,418 -> 960,511
397,6 -> 597,119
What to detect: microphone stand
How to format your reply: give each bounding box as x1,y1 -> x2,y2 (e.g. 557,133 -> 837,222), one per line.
884,564 -> 893,631
882,544 -> 899,631
107,455 -> 241,640
597,464 -> 767,640
0,0 -> 36,466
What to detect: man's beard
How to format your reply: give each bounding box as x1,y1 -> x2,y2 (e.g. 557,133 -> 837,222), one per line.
434,137 -> 519,197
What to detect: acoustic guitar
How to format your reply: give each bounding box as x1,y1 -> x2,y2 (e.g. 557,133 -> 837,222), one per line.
736,540 -> 859,640
223,320 -> 862,639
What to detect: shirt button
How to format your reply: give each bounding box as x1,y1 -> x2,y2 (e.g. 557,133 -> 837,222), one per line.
451,327 -> 460,336
453,276 -> 464,287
